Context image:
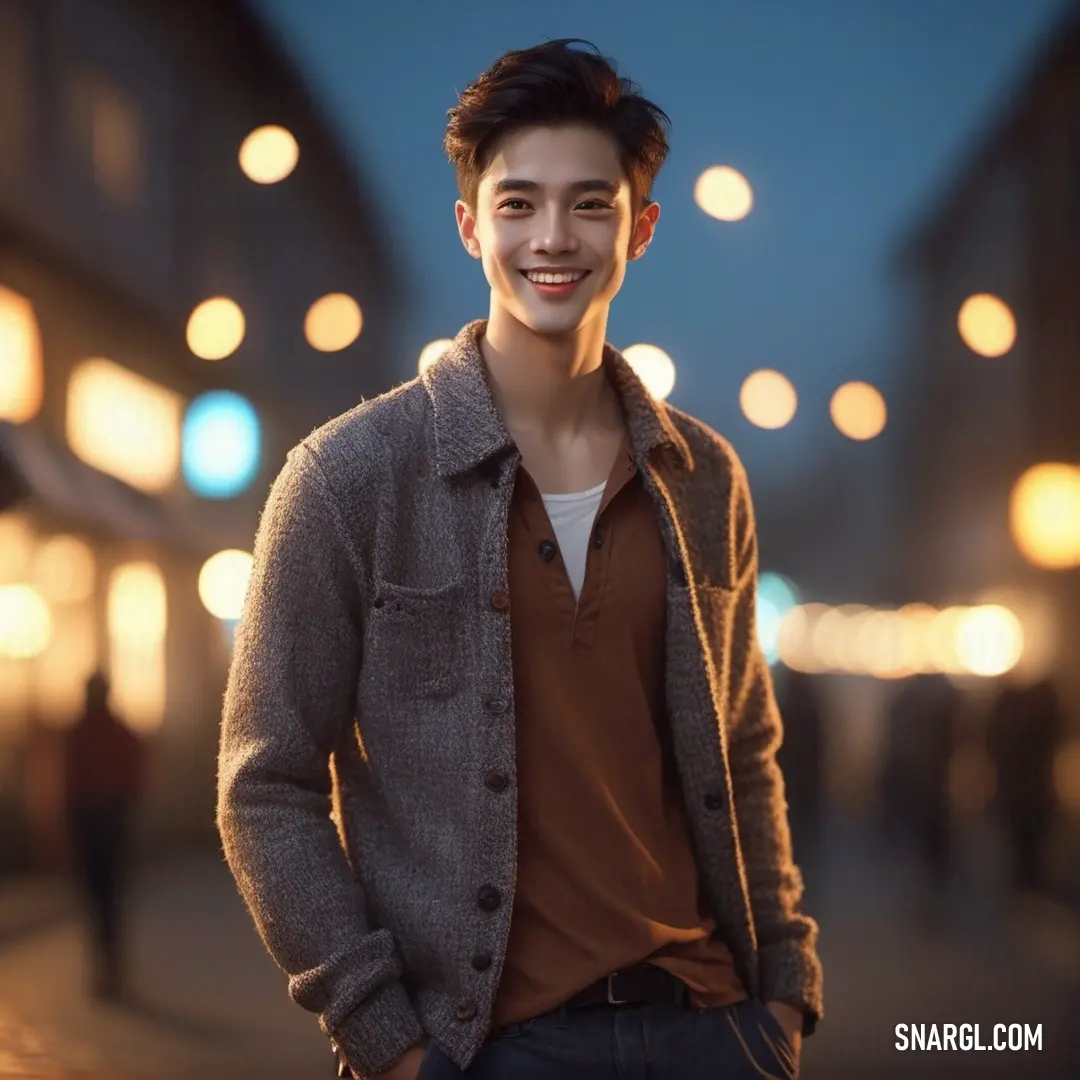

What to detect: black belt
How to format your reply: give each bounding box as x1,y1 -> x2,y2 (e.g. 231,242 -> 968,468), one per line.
565,963 -> 684,1008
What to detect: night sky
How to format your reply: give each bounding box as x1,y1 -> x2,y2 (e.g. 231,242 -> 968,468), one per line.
255,0 -> 1069,493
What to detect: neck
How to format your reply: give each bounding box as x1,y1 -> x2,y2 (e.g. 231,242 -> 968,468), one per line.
479,303 -> 621,438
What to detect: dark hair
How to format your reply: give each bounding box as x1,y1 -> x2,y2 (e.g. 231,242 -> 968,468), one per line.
444,39 -> 671,215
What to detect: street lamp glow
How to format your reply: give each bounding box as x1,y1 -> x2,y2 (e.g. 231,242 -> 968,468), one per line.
198,549 -> 254,621
622,343 -> 676,401
305,293 -> 363,352
831,381 -> 886,441
694,166 -> 753,222
740,370 -> 797,429
187,297 -> 246,361
1010,463 -> 1080,569
958,293 -> 1016,357
418,339 -> 454,375
955,605 -> 1024,677
239,125 -> 299,184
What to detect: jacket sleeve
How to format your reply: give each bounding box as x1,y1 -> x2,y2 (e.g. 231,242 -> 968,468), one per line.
216,442 -> 424,1076
724,454 -> 824,1036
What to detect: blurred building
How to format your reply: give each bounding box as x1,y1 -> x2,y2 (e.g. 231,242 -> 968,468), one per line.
888,6 -> 1080,827
0,0 -> 407,871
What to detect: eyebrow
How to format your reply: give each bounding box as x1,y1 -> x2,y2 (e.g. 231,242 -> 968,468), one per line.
491,178 -> 621,198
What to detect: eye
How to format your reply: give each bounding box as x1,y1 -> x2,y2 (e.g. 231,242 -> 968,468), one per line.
577,200 -> 613,211
499,199 -> 530,211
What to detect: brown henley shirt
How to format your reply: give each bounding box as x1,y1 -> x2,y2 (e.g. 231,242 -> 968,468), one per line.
491,434 -> 748,1028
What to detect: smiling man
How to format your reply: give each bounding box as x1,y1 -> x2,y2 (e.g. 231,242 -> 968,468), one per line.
218,38 -> 823,1080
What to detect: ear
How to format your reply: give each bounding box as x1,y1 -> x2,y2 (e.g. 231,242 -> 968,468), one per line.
628,200 -> 661,261
455,200 -> 482,260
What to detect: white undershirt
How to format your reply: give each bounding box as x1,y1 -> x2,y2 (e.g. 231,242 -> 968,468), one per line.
540,480 -> 607,600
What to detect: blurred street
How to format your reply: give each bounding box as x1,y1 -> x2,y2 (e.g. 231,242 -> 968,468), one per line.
1,825 -> 1078,1079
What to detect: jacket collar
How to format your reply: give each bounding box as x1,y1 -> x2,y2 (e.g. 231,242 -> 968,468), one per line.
422,319 -> 691,479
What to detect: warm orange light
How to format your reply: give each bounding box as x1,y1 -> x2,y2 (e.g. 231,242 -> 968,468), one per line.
66,358 -> 183,493
740,370 -> 797,430
239,125 -> 299,184
31,535 -> 95,604
0,513 -> 34,585
694,166 -> 753,222
107,562 -> 166,734
955,605 -> 1024,676
831,381 -> 886,441
0,284 -> 44,423
418,339 -> 454,375
622,344 -> 676,401
958,293 -> 1016,357
187,297 -> 245,361
305,294 -> 363,352
0,583 -> 51,658
198,550 -> 253,620
1010,463 -> 1080,570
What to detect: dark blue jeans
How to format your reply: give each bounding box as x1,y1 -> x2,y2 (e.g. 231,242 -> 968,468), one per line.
416,998 -> 798,1079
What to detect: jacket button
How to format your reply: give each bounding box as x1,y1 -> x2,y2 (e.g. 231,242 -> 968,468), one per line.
485,697 -> 508,715
471,951 -> 492,971
485,770 -> 508,792
477,884 -> 501,911
704,792 -> 725,811
538,539 -> 557,562
490,590 -> 510,612
593,529 -> 604,549
456,1000 -> 477,1022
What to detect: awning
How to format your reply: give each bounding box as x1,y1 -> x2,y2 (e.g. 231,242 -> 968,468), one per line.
0,420 -> 214,555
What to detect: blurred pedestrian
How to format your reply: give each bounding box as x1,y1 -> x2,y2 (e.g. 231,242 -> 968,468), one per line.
986,677 -> 1066,895
882,673 -> 959,894
61,670 -> 145,1000
777,670 -> 826,882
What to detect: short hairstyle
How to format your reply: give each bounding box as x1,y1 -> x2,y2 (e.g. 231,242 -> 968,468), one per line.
444,39 -> 671,215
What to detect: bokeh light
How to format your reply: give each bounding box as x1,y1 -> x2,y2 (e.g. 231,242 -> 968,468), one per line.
694,166 -> 754,222
757,572 -> 799,665
66,358 -> 183,493
186,297 -> 246,361
239,125 -> 299,184
107,562 -> 166,733
0,583 -> 52,658
955,605 -> 1024,677
740,370 -> 797,429
31,535 -> 95,604
182,390 -> 261,499
831,381 -> 887,441
0,284 -> 43,423
622,343 -> 676,401
418,339 -> 454,375
198,549 -> 254,621
957,293 -> 1016,357
0,513 -> 34,585
305,293 -> 363,352
1009,463 -> 1080,570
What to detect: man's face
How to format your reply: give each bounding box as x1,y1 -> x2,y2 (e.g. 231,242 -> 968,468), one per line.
456,124 -> 659,338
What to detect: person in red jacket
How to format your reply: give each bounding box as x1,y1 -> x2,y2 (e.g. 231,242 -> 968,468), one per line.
61,670 -> 145,1000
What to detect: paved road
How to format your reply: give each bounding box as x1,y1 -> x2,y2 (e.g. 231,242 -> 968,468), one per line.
0,828 -> 1078,1079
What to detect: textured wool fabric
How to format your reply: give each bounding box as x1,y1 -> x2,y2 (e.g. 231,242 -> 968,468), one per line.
216,319 -> 824,1077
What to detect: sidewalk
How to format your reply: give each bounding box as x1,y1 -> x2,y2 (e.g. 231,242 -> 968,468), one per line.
0,855 -> 330,1079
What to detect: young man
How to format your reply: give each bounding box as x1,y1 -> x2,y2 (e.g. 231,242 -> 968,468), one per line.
218,39 -> 822,1080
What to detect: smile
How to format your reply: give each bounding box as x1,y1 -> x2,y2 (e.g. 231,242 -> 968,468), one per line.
520,269 -> 590,295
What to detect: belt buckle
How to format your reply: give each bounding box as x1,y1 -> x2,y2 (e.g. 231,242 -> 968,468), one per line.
606,972 -> 628,1006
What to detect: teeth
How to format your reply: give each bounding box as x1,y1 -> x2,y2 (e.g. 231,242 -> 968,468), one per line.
525,271 -> 586,284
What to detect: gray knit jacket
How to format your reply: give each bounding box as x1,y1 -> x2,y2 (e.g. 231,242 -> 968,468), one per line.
216,319 -> 823,1077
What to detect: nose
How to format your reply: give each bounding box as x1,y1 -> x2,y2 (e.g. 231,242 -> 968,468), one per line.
531,207 -> 578,256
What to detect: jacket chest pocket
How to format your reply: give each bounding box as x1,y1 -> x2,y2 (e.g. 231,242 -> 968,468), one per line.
365,579 -> 464,699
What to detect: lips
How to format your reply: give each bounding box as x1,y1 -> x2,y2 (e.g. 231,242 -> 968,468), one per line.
519,270 -> 591,297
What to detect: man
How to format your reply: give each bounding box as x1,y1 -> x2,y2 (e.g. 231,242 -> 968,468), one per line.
218,39 -> 822,1079
63,670 -> 144,1000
